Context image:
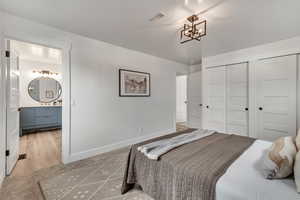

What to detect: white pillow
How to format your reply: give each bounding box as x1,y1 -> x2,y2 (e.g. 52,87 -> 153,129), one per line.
262,136 -> 297,179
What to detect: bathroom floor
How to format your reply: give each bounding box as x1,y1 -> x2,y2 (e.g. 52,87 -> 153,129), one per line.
11,130 -> 61,178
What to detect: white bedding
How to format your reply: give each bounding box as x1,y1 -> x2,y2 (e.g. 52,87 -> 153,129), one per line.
216,140 -> 300,200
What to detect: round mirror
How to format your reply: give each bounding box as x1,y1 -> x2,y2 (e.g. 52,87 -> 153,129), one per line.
28,77 -> 62,103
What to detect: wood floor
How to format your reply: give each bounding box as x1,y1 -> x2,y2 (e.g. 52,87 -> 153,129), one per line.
11,130 -> 61,177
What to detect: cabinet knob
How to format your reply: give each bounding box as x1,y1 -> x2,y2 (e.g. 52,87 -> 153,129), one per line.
199,104 -> 203,107
259,107 -> 263,111
206,105 -> 209,109
245,108 -> 248,111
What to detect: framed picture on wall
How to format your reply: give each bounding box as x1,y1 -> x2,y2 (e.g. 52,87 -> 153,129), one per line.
119,69 -> 151,97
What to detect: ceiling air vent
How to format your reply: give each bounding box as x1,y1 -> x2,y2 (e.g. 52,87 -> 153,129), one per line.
149,12 -> 165,22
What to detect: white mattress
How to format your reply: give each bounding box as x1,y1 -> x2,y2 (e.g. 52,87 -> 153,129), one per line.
216,140 -> 300,200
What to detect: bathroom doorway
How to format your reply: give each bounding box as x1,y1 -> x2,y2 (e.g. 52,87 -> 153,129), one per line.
5,39 -> 63,177
176,75 -> 187,131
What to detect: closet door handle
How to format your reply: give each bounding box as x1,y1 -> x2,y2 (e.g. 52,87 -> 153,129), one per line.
245,108 -> 248,111
259,107 -> 263,111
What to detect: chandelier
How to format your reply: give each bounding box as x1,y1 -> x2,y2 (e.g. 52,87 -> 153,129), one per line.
180,15 -> 207,44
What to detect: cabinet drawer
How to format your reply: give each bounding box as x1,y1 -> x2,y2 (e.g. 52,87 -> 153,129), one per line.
35,114 -> 58,125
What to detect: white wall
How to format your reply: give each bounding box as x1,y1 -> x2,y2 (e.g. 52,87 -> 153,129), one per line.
0,11 -> 189,170
189,64 -> 202,73
10,40 -> 63,107
70,36 -> 186,157
18,60 -> 62,107
202,36 -> 300,67
202,36 -> 300,137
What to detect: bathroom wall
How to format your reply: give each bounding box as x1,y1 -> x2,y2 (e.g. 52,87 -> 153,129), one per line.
18,60 -> 62,107
11,40 -> 62,107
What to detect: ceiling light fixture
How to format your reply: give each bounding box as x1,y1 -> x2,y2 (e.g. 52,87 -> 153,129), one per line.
33,70 -> 59,77
180,15 -> 207,44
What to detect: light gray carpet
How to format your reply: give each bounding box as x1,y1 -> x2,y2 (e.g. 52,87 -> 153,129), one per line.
39,148 -> 153,200
0,126 -> 189,200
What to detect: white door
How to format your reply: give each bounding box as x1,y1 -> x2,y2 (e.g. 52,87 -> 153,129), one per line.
226,63 -> 249,136
176,75 -> 187,123
255,55 -> 297,141
187,71 -> 202,128
203,67 -> 226,132
5,40 -> 20,175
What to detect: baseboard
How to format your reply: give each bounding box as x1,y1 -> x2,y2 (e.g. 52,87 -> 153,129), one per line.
65,128 -> 176,163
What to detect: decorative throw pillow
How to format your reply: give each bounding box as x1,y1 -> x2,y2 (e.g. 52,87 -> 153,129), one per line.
294,152 -> 300,192
295,129 -> 300,151
262,136 -> 297,179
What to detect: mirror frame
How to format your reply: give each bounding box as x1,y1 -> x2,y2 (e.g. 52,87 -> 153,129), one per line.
28,77 -> 62,103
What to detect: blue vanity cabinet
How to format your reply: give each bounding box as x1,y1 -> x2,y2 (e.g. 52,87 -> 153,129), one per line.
20,106 -> 62,135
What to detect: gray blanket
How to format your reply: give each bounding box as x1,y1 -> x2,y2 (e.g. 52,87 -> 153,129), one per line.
138,129 -> 215,160
121,130 -> 255,200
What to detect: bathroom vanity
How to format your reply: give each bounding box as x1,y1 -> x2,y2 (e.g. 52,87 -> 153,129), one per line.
20,75 -> 63,136
20,106 -> 62,136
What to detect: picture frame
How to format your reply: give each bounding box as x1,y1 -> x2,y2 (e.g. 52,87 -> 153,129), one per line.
119,69 -> 151,97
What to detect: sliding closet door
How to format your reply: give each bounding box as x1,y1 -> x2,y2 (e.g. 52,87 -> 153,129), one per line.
226,63 -> 249,136
255,55 -> 297,141
204,67 -> 226,132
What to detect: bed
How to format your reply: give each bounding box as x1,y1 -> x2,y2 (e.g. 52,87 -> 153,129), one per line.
121,129 -> 299,200
216,140 -> 298,200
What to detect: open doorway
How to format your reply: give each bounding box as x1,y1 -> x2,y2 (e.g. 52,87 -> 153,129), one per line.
176,75 -> 188,131
5,39 -> 63,177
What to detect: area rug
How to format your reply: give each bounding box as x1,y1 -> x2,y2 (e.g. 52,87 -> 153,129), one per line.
39,148 -> 153,200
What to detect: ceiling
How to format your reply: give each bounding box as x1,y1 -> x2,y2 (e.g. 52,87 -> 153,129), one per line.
1,0 -> 300,65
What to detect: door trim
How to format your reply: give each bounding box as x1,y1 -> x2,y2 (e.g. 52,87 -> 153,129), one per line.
205,61 -> 249,69
258,53 -> 299,61
1,36 -> 72,172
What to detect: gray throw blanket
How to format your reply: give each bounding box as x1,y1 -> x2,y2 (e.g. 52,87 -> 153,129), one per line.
138,129 -> 215,160
121,130 -> 255,200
